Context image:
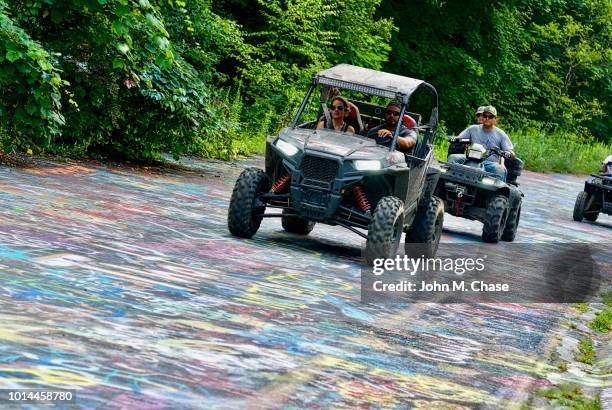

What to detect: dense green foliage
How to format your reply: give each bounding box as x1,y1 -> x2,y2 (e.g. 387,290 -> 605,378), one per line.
0,0 -> 247,159
382,0 -> 610,139
0,0 -> 609,168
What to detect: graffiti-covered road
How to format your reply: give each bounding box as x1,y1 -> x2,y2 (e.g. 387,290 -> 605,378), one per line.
0,156 -> 609,409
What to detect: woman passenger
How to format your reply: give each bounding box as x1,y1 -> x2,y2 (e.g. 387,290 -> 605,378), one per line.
316,96 -> 355,133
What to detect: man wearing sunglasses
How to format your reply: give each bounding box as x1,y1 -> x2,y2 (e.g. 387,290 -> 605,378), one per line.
475,106 -> 485,124
366,102 -> 417,152
447,105 -> 515,181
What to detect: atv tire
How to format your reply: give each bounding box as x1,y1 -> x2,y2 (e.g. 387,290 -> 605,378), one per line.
573,191 -> 588,222
282,209 -> 315,235
585,210 -> 599,222
576,192 -> 599,222
365,196 -> 404,265
228,168 -> 271,238
482,195 -> 509,243
501,198 -> 521,242
405,196 -> 444,258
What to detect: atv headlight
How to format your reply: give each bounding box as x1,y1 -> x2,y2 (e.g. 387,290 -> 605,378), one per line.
275,139 -> 298,157
481,177 -> 499,185
467,149 -> 485,160
354,160 -> 382,171
467,143 -> 487,160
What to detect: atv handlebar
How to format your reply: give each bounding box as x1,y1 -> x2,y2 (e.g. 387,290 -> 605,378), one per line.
448,136 -> 512,161
447,136 -> 470,143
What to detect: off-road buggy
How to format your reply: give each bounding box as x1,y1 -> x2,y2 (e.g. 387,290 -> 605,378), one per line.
227,64 -> 444,263
435,136 -> 524,242
573,173 -> 612,222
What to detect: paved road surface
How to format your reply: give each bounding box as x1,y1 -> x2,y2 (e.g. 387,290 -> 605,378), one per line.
0,157 -> 609,409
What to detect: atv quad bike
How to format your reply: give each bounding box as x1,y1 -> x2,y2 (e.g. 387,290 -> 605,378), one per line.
435,136 -> 524,243
573,173 -> 612,222
227,64 -> 444,264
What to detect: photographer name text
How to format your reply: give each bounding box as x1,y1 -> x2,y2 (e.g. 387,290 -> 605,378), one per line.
372,280 -> 509,293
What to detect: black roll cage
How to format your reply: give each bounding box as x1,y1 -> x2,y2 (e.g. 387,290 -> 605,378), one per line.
290,78 -> 439,160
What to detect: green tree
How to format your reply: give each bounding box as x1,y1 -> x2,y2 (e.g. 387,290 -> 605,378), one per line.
0,0 -> 66,151
0,0 -> 248,159
529,0 -> 610,137
379,0 -> 610,140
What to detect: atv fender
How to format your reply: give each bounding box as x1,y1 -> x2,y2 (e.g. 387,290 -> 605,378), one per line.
420,166 -> 441,207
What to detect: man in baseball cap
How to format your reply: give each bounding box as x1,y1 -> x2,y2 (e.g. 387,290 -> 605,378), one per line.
475,106 -> 485,124
448,105 -> 515,181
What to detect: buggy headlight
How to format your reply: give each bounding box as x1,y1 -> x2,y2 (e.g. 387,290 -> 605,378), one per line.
386,151 -> 406,166
354,160 -> 381,171
481,177 -> 498,185
275,139 -> 298,157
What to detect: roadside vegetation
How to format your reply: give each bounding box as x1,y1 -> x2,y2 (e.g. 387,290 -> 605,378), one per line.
537,384 -> 602,410
588,292 -> 612,333
0,0 -> 609,172
537,293 -> 611,409
576,337 -> 596,365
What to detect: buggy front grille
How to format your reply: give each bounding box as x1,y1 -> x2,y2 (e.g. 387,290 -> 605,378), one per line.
300,156 -> 338,185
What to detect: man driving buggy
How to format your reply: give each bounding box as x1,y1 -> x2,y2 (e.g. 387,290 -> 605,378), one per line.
366,102 -> 417,152
447,105 -> 515,182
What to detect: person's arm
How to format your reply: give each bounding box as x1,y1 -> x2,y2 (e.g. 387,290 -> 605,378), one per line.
499,130 -> 515,159
347,125 -> 355,134
396,128 -> 417,150
457,125 -> 474,140
316,120 -> 325,130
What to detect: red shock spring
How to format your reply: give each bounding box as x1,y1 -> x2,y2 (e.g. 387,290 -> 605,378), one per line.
352,186 -> 371,213
455,192 -> 463,216
272,173 -> 291,193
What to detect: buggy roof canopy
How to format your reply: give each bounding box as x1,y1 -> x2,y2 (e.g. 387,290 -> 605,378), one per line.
315,64 -> 429,103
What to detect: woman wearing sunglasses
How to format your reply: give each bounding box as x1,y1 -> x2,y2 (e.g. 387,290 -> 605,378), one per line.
316,96 -> 355,133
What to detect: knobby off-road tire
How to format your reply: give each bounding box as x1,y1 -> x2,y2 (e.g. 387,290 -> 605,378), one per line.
501,197 -> 522,242
573,191 -> 588,222
228,168 -> 271,238
482,195 -> 509,243
576,191 -> 599,222
365,196 -> 404,265
584,210 -> 599,222
281,209 -> 315,235
405,196 -> 444,258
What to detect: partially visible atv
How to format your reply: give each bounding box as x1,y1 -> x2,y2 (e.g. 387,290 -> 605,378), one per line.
227,64 -> 444,264
573,174 -> 612,222
435,136 -> 524,243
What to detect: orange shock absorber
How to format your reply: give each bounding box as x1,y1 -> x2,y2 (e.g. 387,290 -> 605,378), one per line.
352,186 -> 371,213
272,172 -> 291,193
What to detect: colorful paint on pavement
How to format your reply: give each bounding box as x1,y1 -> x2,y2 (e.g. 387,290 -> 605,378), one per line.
0,157 -> 609,408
